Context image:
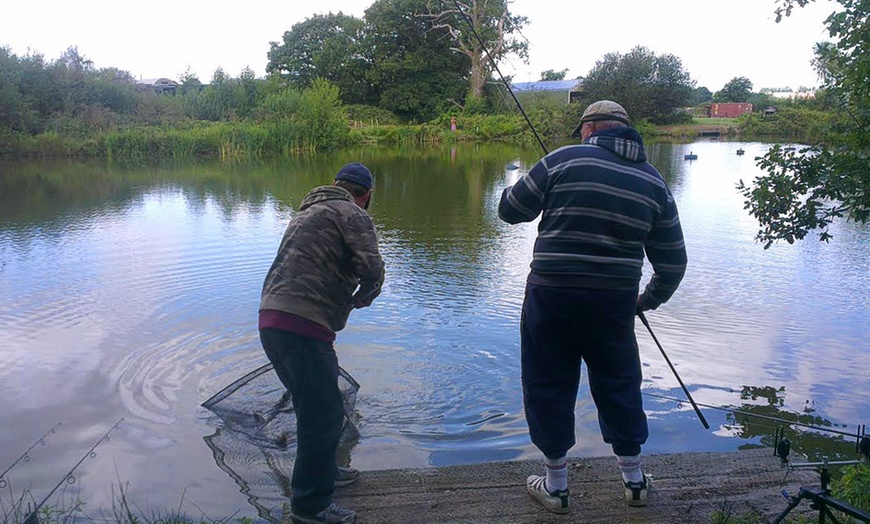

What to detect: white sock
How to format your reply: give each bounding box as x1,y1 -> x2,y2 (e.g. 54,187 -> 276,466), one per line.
617,454 -> 643,484
545,456 -> 568,492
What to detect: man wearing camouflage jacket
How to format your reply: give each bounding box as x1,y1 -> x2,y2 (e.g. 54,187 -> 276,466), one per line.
259,162 -> 385,524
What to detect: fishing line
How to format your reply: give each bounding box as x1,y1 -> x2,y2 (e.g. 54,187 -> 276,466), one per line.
644,391 -> 865,440
0,421 -> 62,489
23,418 -> 124,524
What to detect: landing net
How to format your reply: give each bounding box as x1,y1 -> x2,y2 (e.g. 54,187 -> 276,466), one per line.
201,362 -> 360,447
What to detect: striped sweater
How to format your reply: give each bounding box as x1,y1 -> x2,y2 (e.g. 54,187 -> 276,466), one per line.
498,127 -> 687,310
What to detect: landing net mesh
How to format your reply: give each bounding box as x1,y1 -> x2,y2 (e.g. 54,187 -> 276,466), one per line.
201,362 -> 360,447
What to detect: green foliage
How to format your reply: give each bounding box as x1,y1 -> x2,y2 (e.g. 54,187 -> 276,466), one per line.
715,76 -> 754,102
579,46 -> 696,124
737,107 -> 838,140
462,94 -> 487,115
297,78 -> 349,152
257,87 -> 303,122
364,0 -> 470,122
266,12 -> 372,106
349,123 -> 434,147
740,0 -> 869,246
690,86 -> 714,105
345,104 -> 401,126
830,463 -> 870,512
539,69 -> 568,81
738,144 -> 847,248
428,0 -> 529,100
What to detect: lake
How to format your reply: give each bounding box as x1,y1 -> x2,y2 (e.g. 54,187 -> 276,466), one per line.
1,140 -> 868,521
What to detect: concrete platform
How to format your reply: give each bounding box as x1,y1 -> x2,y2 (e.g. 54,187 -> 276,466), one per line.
289,448 -> 820,523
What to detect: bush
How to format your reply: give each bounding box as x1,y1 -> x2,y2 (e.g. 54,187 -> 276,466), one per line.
346,104 -> 400,126
831,463 -> 870,513
737,107 -> 840,142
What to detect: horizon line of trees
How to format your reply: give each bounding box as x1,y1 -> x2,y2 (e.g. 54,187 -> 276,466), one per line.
0,0 -> 850,139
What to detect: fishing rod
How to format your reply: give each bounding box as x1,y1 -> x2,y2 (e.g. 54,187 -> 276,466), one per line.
450,0 -> 709,431
0,421 -> 63,489
638,312 -> 709,429
23,418 -> 124,524
450,0 -> 548,154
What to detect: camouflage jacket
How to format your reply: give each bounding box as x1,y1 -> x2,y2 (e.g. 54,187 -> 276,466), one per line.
260,186 -> 385,332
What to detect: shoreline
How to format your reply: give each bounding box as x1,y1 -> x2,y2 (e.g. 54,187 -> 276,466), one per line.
315,448 -> 818,523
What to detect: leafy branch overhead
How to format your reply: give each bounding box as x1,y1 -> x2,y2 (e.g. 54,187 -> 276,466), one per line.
740,0 -> 869,247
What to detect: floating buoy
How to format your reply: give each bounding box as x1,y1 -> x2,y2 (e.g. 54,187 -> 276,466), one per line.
684,152 -> 698,160
736,149 -> 745,155
505,163 -> 519,170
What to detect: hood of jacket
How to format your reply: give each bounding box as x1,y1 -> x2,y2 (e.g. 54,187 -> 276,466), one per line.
299,185 -> 355,211
583,126 -> 648,163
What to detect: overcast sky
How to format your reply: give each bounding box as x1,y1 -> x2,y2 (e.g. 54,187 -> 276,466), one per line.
1,0 -> 836,92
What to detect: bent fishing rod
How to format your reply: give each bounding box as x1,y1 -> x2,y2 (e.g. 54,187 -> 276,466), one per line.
0,421 -> 63,489
23,418 -> 124,524
450,1 -> 709,430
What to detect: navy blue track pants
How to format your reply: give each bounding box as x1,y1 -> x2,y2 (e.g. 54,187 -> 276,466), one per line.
521,283 -> 648,458
260,327 -> 344,516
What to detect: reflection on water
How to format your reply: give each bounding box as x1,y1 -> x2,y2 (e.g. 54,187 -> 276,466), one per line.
1,142 -> 868,519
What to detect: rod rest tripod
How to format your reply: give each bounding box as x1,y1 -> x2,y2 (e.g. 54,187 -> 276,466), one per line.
771,426 -> 870,524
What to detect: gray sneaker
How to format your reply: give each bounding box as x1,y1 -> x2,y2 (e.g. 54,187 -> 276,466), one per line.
334,466 -> 360,488
526,475 -> 569,514
291,502 -> 356,524
624,474 -> 651,507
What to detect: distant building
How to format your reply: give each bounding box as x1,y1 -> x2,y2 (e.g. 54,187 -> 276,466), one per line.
710,102 -> 753,118
510,79 -> 584,103
136,78 -> 179,95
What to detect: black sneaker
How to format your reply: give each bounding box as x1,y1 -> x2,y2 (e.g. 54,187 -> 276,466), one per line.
334,466 -> 360,488
291,502 -> 356,523
526,475 -> 569,514
624,473 -> 651,507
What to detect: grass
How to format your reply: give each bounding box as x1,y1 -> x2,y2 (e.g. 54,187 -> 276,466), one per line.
692,117 -> 738,125
0,481 -> 254,524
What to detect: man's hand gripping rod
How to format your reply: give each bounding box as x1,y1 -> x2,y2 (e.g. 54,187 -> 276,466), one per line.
450,0 -> 708,431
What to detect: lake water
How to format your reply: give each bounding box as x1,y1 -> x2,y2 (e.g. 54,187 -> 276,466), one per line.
1,141 -> 868,521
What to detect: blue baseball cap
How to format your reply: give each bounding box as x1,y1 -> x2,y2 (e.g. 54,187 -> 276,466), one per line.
335,162 -> 374,190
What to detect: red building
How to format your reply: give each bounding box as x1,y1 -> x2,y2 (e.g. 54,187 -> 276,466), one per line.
710,103 -> 753,118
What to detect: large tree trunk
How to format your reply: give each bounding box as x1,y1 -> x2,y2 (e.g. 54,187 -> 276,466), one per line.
425,0 -> 522,102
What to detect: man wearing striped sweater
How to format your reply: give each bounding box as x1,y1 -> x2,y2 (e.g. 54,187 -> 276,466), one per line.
498,100 -> 687,515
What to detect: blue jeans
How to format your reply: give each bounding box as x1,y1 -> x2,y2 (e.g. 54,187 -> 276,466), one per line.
521,283 -> 648,458
260,328 -> 344,516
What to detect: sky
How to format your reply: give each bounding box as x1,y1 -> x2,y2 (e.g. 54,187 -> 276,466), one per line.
1,0 -> 837,92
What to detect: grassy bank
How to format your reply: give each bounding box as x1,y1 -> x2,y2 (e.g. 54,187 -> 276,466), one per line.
0,107 -> 838,161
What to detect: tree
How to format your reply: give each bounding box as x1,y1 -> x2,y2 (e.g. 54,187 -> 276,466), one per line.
424,0 -> 528,101
690,86 -> 713,105
715,76 -> 753,102
540,69 -> 567,81
365,0 -> 470,121
266,12 -> 373,105
738,0 -> 869,247
580,46 -> 696,124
